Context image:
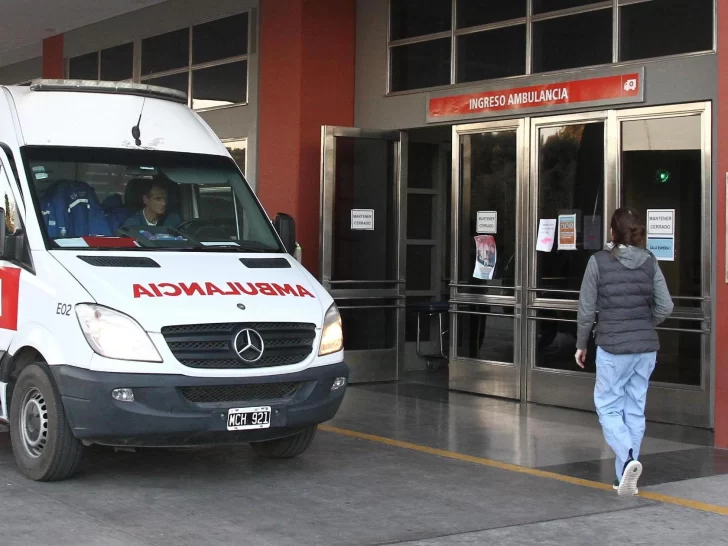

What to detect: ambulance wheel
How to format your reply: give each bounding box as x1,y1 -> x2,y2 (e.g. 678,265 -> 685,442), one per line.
250,425 -> 317,459
9,364 -> 84,481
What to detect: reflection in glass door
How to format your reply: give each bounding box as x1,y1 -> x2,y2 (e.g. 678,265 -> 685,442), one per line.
449,120 -> 525,399
526,114 -> 609,408
320,127 -> 406,383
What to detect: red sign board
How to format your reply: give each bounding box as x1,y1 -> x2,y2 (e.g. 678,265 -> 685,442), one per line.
428,72 -> 642,121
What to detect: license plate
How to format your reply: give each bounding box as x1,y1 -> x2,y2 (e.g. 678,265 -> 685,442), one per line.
227,406 -> 271,431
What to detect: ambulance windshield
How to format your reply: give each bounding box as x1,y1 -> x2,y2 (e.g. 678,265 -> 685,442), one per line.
22,146 -> 283,252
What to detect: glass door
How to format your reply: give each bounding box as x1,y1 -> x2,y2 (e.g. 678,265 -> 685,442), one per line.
449,120 -> 526,399
526,113 -> 611,408
320,126 -> 406,383
615,103 -> 712,427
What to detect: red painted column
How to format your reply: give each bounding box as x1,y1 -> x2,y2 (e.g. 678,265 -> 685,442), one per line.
42,35 -> 64,79
716,0 -> 728,448
257,0 -> 356,278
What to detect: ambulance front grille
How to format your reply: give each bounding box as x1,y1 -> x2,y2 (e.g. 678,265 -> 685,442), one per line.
161,322 -> 317,369
180,382 -> 301,405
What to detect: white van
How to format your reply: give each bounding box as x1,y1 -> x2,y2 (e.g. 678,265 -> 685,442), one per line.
0,80 -> 348,481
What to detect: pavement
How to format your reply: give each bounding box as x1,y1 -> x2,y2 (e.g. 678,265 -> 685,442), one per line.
0,380 -> 725,545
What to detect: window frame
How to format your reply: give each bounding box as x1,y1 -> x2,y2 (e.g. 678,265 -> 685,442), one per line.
386,0 -> 716,94
65,11 -> 251,112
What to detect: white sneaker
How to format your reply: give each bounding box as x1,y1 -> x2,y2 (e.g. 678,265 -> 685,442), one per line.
613,481 -> 638,495
617,460 -> 642,497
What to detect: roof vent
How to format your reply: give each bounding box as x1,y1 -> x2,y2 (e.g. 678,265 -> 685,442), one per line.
240,258 -> 291,269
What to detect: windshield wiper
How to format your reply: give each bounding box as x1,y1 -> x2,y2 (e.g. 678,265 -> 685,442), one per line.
172,245 -> 279,253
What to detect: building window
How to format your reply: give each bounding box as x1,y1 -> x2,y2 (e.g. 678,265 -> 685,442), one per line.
532,9 -> 612,73
69,43 -> 133,81
457,25 -> 527,83
387,0 -> 715,93
141,12 -> 250,111
67,12 -> 250,111
619,0 -> 714,61
391,39 -> 451,92
223,139 -> 247,175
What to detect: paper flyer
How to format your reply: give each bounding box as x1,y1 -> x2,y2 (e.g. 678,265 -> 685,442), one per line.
473,235 -> 497,280
647,237 -> 675,261
558,214 -> 577,250
536,219 -> 556,252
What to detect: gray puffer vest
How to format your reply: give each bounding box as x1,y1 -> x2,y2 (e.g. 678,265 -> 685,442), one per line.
594,250 -> 659,354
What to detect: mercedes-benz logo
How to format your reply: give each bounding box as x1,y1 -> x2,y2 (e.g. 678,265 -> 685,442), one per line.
233,328 -> 265,363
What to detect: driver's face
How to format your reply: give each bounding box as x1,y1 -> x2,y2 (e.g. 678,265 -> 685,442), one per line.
144,187 -> 168,216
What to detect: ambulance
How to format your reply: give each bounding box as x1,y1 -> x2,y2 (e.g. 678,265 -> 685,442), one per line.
0,80 -> 349,481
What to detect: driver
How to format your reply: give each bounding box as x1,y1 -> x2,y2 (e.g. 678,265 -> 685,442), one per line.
122,181 -> 181,228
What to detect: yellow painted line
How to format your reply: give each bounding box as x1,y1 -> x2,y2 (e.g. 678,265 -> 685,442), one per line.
319,424 -> 728,517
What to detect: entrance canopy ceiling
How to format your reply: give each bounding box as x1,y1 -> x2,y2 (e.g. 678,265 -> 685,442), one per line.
0,0 -> 169,66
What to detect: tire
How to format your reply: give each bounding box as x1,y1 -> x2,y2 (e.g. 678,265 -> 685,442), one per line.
250,426 -> 317,459
9,364 -> 84,481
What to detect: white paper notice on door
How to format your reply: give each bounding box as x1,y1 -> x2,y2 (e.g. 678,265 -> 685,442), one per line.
477,211 -> 497,234
536,219 -> 556,252
646,209 -> 674,237
351,209 -> 374,230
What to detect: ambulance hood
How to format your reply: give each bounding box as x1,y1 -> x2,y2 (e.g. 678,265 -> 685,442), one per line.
50,251 -> 328,332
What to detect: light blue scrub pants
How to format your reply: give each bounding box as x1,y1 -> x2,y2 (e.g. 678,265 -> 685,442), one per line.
594,347 -> 657,480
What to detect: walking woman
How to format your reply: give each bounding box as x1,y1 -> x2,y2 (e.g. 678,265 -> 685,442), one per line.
575,207 -> 674,497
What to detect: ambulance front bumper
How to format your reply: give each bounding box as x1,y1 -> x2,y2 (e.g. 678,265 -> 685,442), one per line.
50,362 -> 349,447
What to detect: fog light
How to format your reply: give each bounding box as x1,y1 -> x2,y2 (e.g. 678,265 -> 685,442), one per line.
331,377 -> 347,391
112,388 -> 135,402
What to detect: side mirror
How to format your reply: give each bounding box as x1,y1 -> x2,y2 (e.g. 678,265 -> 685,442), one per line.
274,213 -> 296,255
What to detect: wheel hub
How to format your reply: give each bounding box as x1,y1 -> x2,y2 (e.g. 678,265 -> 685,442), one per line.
20,388 -> 48,459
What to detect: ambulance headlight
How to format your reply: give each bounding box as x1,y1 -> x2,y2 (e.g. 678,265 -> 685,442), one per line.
318,303 -> 343,356
76,304 -> 163,362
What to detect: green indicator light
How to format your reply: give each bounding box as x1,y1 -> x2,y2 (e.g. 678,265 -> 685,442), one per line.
656,169 -> 671,183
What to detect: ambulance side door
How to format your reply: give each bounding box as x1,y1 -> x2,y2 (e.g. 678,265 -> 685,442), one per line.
0,159 -> 24,351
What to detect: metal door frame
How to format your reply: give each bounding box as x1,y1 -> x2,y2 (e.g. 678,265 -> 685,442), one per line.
449,119 -> 527,399
522,104 -> 712,428
613,102 -> 713,427
319,126 -> 407,383
525,111 -> 613,405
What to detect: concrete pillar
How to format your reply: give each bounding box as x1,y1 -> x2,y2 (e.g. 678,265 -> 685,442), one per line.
257,0 -> 356,277
42,35 -> 64,79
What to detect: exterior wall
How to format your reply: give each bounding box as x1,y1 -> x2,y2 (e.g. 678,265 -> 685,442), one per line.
62,0 -> 261,188
257,0 -> 356,277
42,35 -> 64,79
355,0 -> 717,130
0,57 -> 41,85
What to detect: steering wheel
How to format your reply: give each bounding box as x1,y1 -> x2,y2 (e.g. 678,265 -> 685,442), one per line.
175,219 -> 232,241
